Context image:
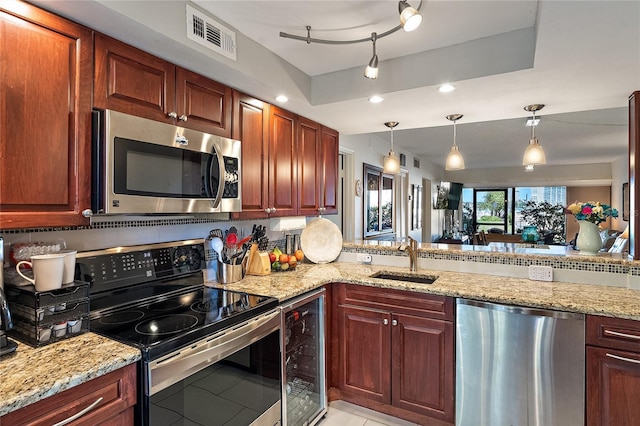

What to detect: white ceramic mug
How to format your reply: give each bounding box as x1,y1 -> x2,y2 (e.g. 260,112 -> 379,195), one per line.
16,253 -> 66,291
60,250 -> 77,284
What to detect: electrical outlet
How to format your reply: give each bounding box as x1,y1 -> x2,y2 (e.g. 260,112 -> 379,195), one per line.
356,253 -> 372,264
528,265 -> 553,282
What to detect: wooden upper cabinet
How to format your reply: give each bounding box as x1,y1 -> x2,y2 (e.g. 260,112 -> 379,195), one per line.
94,33 -> 175,123
0,1 -> 93,229
94,34 -> 231,137
269,106 -> 298,217
175,67 -> 232,137
297,117 -> 322,216
321,126 -> 340,214
231,92 -> 270,219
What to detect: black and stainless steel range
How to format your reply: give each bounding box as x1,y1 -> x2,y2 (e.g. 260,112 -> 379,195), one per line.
79,239 -> 282,426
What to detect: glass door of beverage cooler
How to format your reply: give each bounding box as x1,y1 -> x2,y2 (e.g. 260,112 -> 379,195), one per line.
281,288 -> 326,426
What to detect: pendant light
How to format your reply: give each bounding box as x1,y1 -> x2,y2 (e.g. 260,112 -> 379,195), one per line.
445,114 -> 465,171
364,33 -> 379,79
522,104 -> 546,166
383,121 -> 400,174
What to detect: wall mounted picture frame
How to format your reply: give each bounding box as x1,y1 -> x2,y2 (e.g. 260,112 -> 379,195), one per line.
623,182 -> 630,221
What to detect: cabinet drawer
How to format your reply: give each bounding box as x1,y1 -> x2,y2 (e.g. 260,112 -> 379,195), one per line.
338,283 -> 454,321
587,315 -> 640,352
2,364 -> 137,426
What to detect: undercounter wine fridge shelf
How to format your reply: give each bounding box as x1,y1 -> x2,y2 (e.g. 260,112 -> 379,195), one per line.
281,288 -> 327,426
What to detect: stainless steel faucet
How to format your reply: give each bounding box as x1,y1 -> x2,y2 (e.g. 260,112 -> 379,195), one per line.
399,236 -> 419,272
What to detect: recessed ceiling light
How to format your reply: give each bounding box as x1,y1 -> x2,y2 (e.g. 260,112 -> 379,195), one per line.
369,95 -> 384,103
439,84 -> 455,93
275,95 -> 288,103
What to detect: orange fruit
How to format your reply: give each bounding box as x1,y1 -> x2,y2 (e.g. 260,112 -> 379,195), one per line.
294,249 -> 304,261
288,256 -> 297,266
279,253 -> 289,264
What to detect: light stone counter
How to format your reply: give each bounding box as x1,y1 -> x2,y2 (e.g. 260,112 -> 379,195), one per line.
0,333 -> 141,417
210,261 -> 640,320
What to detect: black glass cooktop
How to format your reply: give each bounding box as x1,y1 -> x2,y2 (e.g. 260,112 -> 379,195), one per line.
79,240 -> 278,361
90,284 -> 278,360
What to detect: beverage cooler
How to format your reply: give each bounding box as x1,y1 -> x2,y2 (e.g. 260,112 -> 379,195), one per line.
281,288 -> 327,426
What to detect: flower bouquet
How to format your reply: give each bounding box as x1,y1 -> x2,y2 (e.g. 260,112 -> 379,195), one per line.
565,201 -> 618,224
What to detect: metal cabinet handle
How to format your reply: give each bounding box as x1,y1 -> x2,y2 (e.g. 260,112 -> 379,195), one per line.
265,208 -> 272,213
271,207 -> 277,213
383,319 -> 388,325
604,329 -> 640,340
53,397 -> 104,426
179,114 -> 188,122
81,209 -> 93,218
606,353 -> 640,365
168,111 -> 178,119
392,319 -> 398,326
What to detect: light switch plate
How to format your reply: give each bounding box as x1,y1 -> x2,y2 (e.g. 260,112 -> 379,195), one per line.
528,265 -> 553,282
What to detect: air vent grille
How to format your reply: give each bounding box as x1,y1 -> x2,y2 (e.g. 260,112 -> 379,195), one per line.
186,4 -> 236,61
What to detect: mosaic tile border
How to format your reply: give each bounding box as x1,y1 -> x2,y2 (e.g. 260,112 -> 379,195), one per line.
0,216 -> 230,234
342,244 -> 636,276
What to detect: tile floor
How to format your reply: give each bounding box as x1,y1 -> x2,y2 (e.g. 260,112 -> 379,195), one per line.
318,400 -> 420,426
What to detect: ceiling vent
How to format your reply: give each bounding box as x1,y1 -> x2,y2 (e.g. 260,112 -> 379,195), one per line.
186,4 -> 236,61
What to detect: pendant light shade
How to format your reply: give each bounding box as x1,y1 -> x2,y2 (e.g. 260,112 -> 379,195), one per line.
399,0 -> 422,32
445,114 -> 465,171
383,121 -> 400,174
522,104 -> 546,166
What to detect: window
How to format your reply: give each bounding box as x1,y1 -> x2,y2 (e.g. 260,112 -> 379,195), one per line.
462,186 -> 567,243
364,164 -> 394,238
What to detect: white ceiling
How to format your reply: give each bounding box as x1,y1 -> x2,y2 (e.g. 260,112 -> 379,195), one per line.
34,0 -> 640,171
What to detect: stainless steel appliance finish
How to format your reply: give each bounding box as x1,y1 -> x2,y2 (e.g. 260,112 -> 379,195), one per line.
82,240 -> 281,425
281,288 -> 327,426
91,109 -> 241,215
456,299 -> 585,426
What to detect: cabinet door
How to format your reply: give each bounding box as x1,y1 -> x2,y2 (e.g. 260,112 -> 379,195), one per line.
231,92 -> 270,219
0,2 -> 92,229
2,364 -> 136,425
392,313 -> 454,422
338,305 -> 391,404
175,67 -> 232,137
268,106 -> 298,217
321,126 -> 340,214
297,117 -> 322,216
587,346 -> 640,426
94,33 -> 176,124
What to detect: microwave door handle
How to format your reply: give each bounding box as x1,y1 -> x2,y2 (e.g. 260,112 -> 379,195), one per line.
209,147 -> 225,209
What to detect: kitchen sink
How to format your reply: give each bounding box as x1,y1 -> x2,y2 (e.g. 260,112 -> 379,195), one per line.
369,272 -> 438,284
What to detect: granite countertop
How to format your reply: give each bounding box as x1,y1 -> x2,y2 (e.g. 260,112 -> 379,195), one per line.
212,261 -> 640,320
0,333 -> 141,417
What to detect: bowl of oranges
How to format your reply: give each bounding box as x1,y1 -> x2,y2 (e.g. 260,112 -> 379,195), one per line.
269,247 -> 304,272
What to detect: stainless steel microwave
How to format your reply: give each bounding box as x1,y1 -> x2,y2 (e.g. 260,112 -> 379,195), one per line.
91,109 -> 241,215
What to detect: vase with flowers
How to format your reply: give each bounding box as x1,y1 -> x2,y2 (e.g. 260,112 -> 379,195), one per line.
565,201 -> 618,255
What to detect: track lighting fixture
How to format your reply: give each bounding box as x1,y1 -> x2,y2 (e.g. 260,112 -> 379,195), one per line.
445,114 -> 465,171
399,0 -> 422,32
383,121 -> 400,174
279,1 -> 423,80
364,33 -> 379,79
522,104 -> 546,166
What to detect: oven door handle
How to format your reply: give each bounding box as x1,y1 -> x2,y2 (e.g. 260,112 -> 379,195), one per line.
147,308 -> 280,396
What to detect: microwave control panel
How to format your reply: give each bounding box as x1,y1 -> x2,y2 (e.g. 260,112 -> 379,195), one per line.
222,156 -> 239,199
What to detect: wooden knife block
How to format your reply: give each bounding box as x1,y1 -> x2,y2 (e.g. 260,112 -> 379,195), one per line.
246,244 -> 271,276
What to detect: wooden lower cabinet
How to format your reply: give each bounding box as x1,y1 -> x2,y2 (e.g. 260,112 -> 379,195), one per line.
587,315 -> 640,426
2,364 -> 137,426
333,284 -> 454,425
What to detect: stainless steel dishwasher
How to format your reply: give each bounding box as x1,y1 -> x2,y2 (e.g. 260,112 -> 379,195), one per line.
456,299 -> 585,426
